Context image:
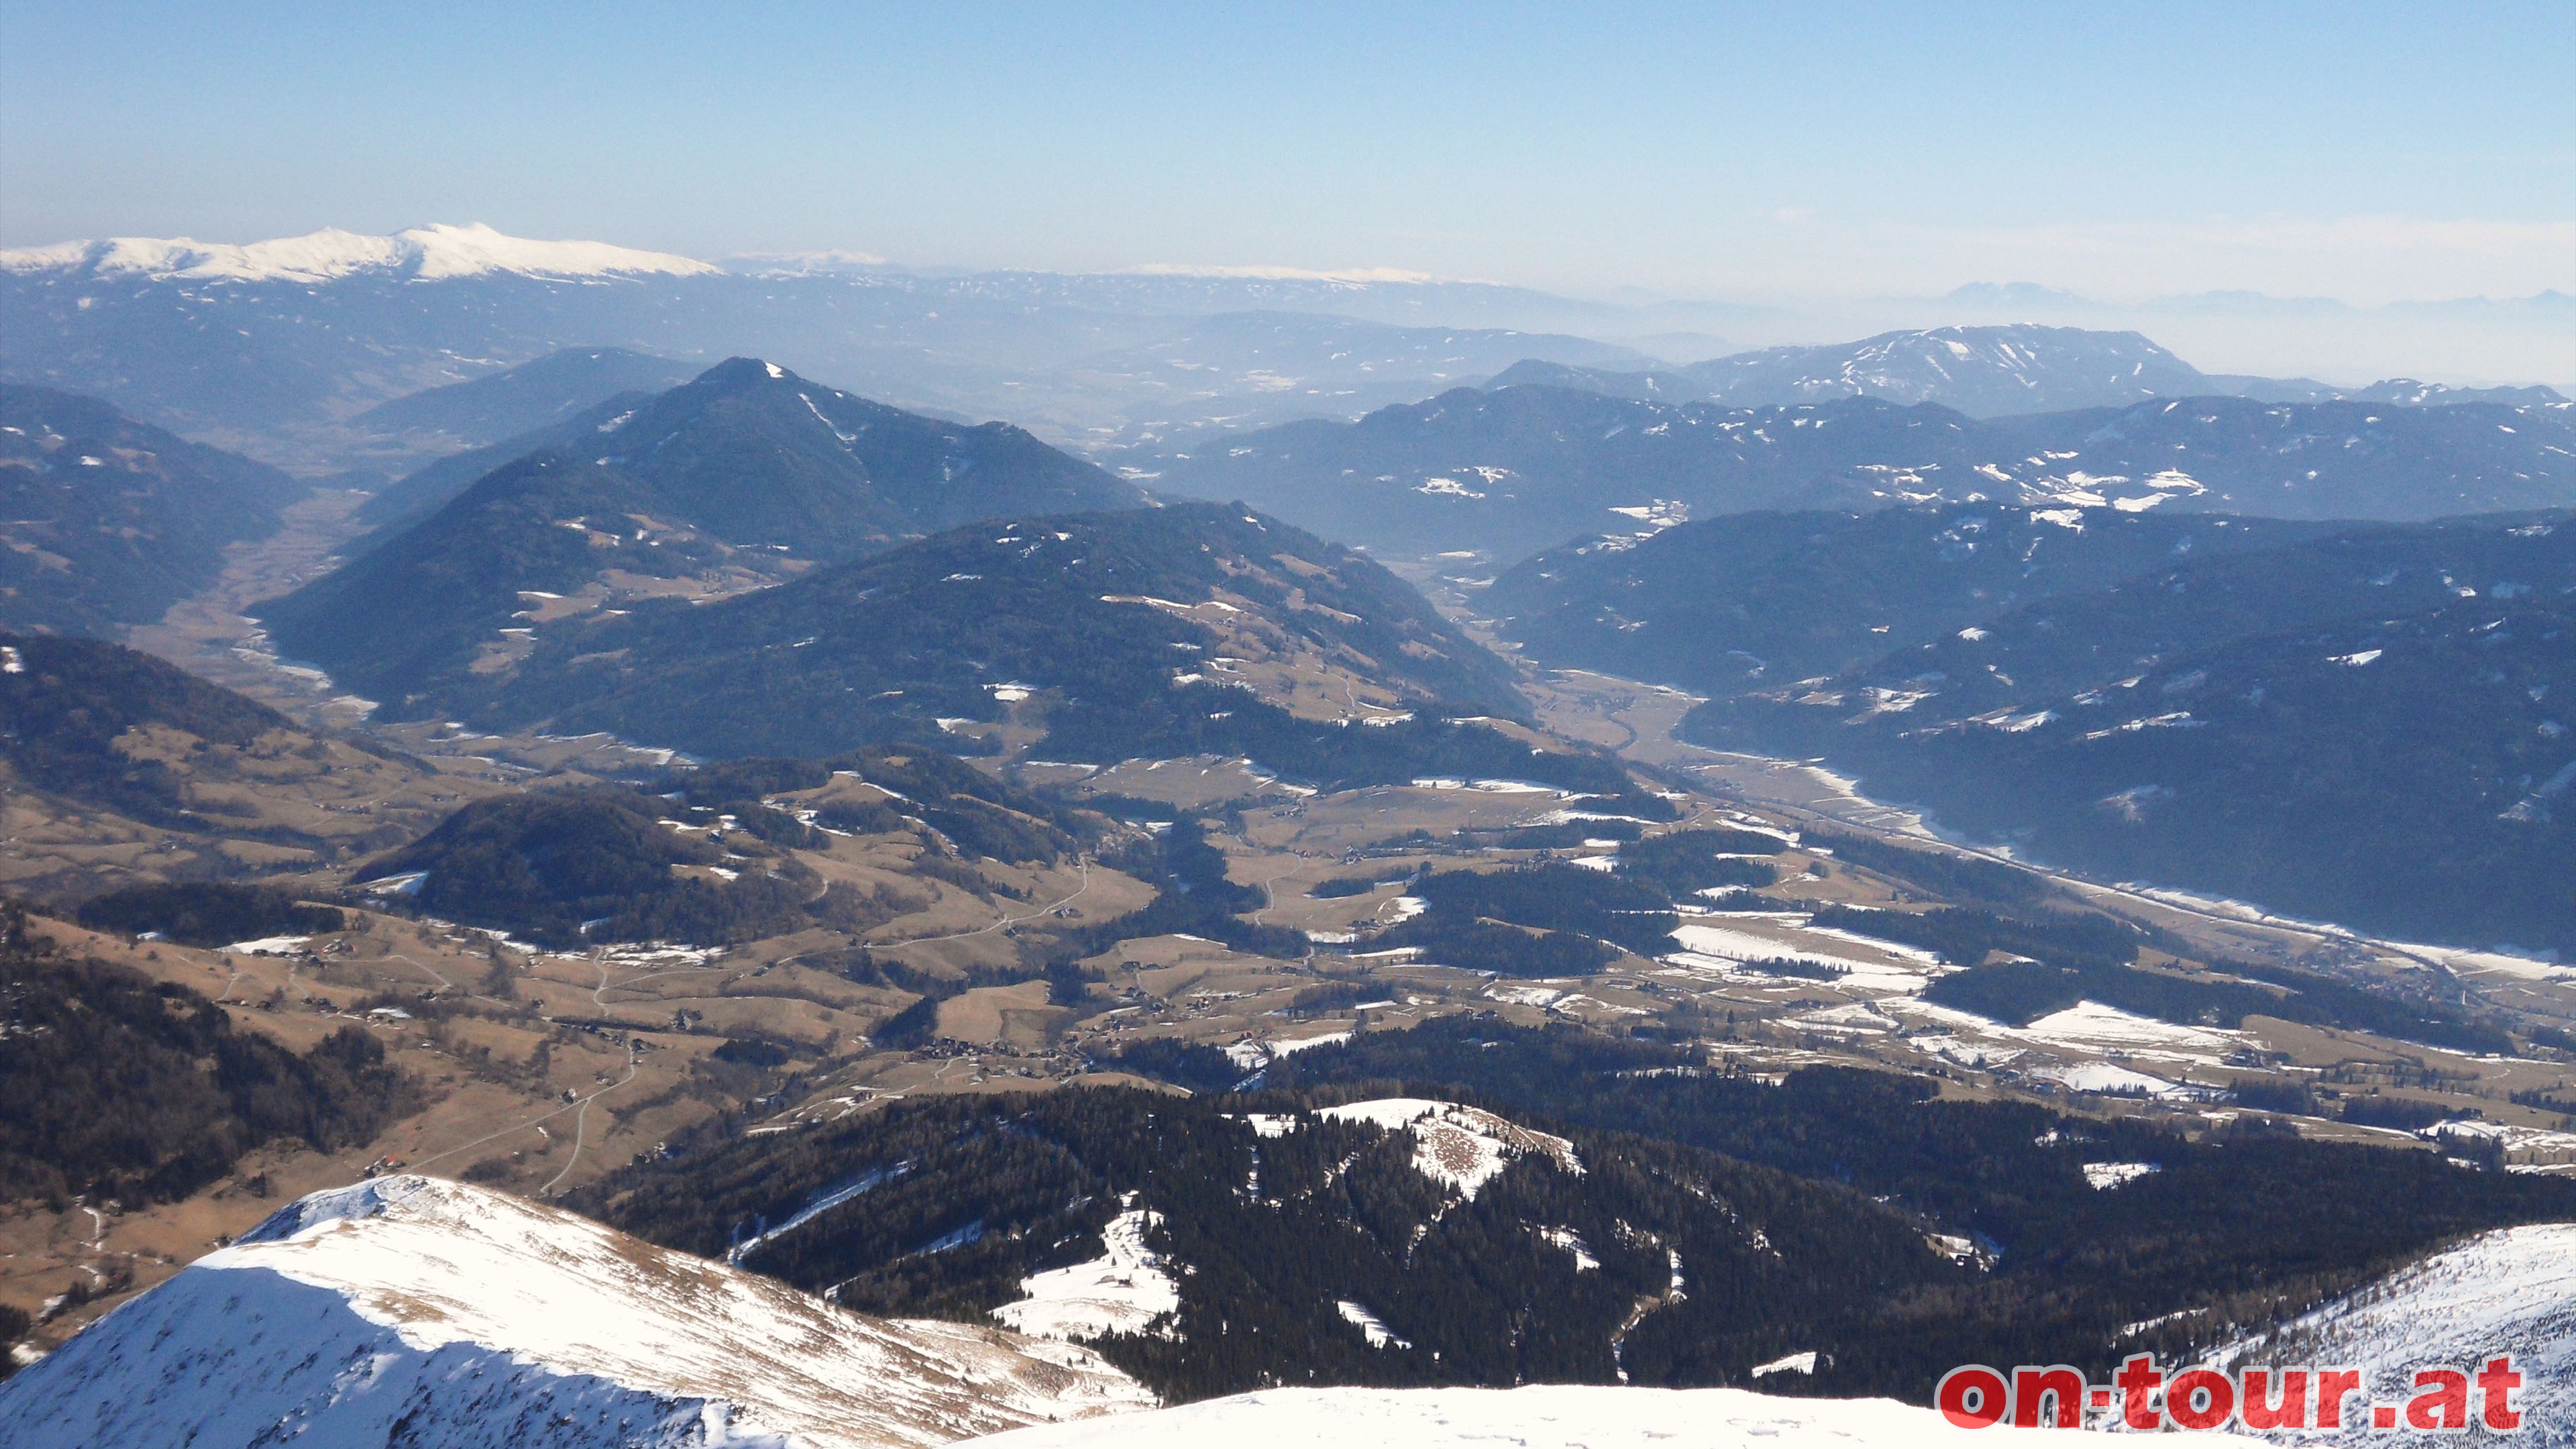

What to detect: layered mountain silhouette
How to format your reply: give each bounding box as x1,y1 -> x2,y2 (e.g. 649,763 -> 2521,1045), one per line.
347,389 -> 661,539
257,358 -> 1140,709
1149,383 -> 2576,557
354,345 -> 697,445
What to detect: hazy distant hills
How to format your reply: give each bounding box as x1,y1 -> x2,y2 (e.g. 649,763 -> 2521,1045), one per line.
1494,325 -> 2209,417
1495,325 -> 2571,419
352,345 -> 694,445
258,359 -> 1138,710
1148,384 -> 2576,557
2205,374 -> 2569,407
1058,311 -> 1654,449
0,227 -> 1632,446
0,386 -> 307,632
456,501 -> 1542,772
15,225 -> 2559,475
1493,505 -> 2576,950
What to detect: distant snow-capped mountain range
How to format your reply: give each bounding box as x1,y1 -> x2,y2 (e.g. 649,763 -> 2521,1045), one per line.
0,223 -> 719,284
0,224 -> 2562,469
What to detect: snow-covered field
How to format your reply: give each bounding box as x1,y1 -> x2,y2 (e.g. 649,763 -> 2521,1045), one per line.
990,1205 -> 1181,1342
0,1177 -> 1152,1449
1664,916 -> 1946,991
955,1383 -> 2259,1447
1315,1097 -> 1581,1198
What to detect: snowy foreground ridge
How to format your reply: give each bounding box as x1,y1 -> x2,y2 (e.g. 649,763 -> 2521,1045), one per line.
958,1384 -> 2257,1447
0,1176 -> 1152,1449
2214,1222 -> 2576,1440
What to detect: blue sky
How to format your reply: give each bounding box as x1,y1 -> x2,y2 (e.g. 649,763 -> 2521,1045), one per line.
3,1 -> 2569,302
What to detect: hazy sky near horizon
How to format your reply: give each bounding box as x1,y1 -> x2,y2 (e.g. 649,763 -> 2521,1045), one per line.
3,1 -> 2569,305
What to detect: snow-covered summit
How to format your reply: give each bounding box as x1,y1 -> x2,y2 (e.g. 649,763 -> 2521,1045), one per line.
0,223 -> 718,284
0,1175 -> 1153,1449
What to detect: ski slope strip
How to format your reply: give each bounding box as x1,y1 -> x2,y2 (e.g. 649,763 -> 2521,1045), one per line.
2212,1222 -> 2576,1440
957,1383 -> 2258,1446
0,1175 -> 1153,1449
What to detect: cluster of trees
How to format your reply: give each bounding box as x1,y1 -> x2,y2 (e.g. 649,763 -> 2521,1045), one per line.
1455,819 -> 1643,851
1307,870 -> 1413,899
1104,1038 -> 1246,1093
355,787 -> 815,949
1391,856 -> 1669,959
1617,827 -> 1784,899
0,903 -> 418,1208
0,1300 -> 28,1381
1812,902 -> 2145,971
1062,818 -> 1307,961
1803,831 -> 2051,908
74,882 -> 343,947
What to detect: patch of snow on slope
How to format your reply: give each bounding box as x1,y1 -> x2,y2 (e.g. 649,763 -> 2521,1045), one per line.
1336,1300 -> 1412,1348
954,1383 -> 2263,1447
991,1205 -> 1181,1342
2017,1000 -> 2239,1062
2082,1161 -> 2162,1190
2212,1223 -> 2576,1441
0,1175 -> 1152,1449
1316,1098 -> 1579,1199
1538,1226 -> 1600,1271
2029,1062 -> 2187,1097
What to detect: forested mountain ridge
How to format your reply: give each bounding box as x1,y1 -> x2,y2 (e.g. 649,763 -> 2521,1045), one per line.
1493,506 -> 2576,950
256,358 -> 1142,711
2,631 -> 301,828
584,1083 -> 1963,1403
0,632 -> 458,898
0,386 -> 309,633
343,388 -> 659,541
580,1025 -> 2576,1405
441,502 -> 1576,790
1145,384 -> 2575,557
1488,506 -> 2336,692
